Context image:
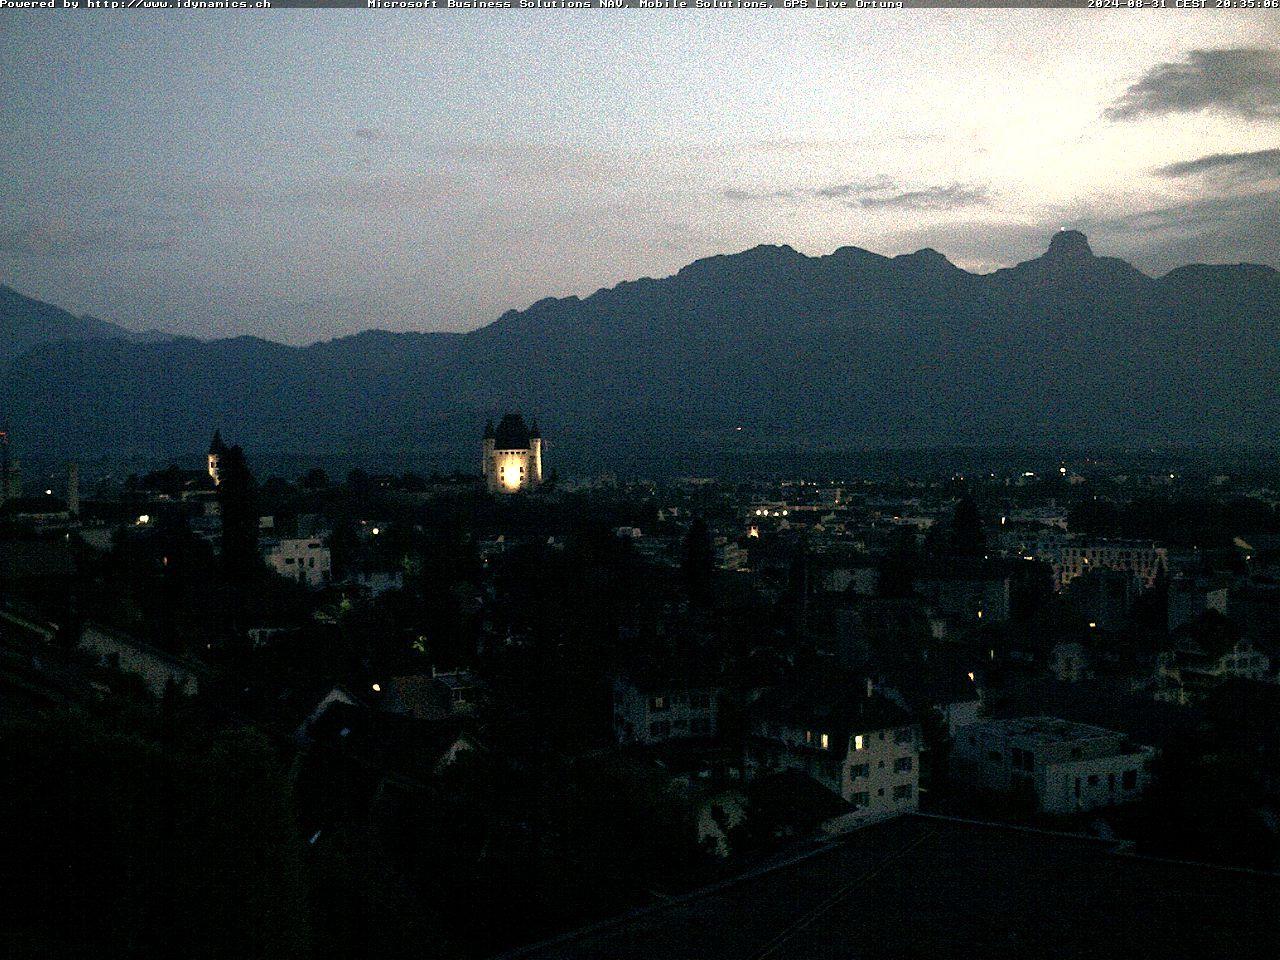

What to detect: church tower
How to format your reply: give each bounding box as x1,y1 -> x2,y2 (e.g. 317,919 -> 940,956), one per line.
208,429 -> 228,486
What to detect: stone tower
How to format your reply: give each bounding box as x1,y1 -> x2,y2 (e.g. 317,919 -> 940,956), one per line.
483,414 -> 542,494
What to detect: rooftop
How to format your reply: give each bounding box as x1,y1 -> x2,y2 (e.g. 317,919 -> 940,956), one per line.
968,715 -> 1126,745
502,815 -> 1280,960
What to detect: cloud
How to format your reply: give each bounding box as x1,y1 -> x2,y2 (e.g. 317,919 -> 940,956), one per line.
1153,148 -> 1280,181
0,219 -> 179,258
353,126 -> 389,142
1074,188 -> 1280,273
722,176 -> 904,204
855,184 -> 992,211
1104,48 -> 1280,121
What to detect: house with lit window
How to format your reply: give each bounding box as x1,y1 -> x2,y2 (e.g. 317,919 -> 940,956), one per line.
747,680 -> 920,822
262,536 -> 332,587
612,664 -> 722,745
951,716 -> 1154,815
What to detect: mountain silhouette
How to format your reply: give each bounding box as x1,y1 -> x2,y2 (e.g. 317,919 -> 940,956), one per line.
0,283 -> 171,365
2,234 -> 1278,474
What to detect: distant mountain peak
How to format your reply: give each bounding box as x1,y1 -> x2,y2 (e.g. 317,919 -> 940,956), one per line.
1045,229 -> 1094,261
895,247 -> 957,271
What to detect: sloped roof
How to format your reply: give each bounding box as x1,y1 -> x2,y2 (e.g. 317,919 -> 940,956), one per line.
753,681 -> 914,742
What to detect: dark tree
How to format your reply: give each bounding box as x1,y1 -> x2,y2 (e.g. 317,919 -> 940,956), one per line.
949,494 -> 986,558
299,467 -> 330,490
218,445 -> 259,585
878,526 -> 917,599
681,517 -> 714,607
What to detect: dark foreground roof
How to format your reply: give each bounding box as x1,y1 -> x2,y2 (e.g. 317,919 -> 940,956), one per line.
501,814 -> 1280,960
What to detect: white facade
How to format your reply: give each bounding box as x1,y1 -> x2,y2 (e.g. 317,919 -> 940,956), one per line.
1051,541 -> 1167,591
952,716 -> 1154,814
750,713 -> 920,821
263,537 -> 332,587
612,676 -> 720,745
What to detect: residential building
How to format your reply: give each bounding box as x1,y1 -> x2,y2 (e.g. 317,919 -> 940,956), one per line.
915,559 -> 1012,623
612,668 -> 721,745
1048,540 -> 1167,591
78,622 -> 202,698
1167,575 -> 1230,634
748,682 -> 920,821
262,536 -> 332,587
1155,635 -> 1272,706
952,716 -> 1154,814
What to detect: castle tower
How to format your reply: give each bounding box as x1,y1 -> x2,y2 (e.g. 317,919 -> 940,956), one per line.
208,429 -> 228,486
529,419 -> 543,487
484,414 -> 542,494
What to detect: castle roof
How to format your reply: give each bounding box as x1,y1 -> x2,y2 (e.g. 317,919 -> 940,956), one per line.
493,413 -> 532,450
209,429 -> 228,455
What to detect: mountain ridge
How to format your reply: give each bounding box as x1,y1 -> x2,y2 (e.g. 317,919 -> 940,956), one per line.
3,234 -> 1279,474
0,282 -> 173,365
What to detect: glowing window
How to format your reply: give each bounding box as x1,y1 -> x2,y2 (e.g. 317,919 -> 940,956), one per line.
854,735 -> 864,751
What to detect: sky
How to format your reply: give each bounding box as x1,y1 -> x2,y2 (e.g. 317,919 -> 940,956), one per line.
1,11 -> 1278,344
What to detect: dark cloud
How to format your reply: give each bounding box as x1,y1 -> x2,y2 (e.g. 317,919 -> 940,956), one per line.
1153,148 -> 1280,181
1105,48 -> 1280,121
855,184 -> 991,211
353,126 -> 388,141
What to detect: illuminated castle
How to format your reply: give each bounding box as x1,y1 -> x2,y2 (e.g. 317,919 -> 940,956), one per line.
483,414 -> 542,494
